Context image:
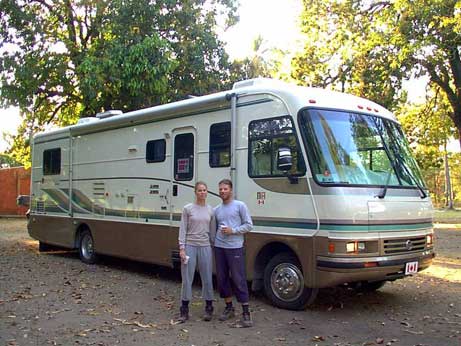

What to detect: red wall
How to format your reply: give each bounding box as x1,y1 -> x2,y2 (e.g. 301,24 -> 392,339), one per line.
0,166 -> 31,216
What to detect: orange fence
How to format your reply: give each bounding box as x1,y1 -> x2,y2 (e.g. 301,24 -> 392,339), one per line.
0,166 -> 30,216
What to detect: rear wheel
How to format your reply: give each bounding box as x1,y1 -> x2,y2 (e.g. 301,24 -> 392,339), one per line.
78,229 -> 98,264
263,252 -> 318,310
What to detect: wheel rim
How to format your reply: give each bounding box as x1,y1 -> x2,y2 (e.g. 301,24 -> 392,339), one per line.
270,262 -> 304,302
81,234 -> 94,259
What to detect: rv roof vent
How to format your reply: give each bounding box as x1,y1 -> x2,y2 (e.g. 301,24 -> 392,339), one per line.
232,78 -> 285,90
77,117 -> 99,125
96,110 -> 123,119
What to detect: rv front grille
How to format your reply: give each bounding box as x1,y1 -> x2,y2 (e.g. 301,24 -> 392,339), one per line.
384,236 -> 426,254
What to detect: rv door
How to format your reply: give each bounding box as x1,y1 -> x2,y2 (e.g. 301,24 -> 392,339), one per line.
170,127 -> 197,219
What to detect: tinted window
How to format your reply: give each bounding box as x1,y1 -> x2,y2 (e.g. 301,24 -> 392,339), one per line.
209,122 -> 230,167
174,133 -> 194,181
146,139 -> 166,163
248,116 -> 306,177
43,148 -> 61,175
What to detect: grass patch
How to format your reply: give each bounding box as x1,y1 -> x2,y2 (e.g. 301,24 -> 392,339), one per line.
434,209 -> 461,223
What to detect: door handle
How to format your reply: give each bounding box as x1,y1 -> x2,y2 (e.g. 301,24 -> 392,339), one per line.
173,184 -> 178,196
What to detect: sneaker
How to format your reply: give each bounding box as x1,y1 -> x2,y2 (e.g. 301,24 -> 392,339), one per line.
177,306 -> 189,323
203,306 -> 213,321
240,312 -> 253,328
219,306 -> 235,321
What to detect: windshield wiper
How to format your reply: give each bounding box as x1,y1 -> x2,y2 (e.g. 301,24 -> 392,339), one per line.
377,167 -> 393,199
393,152 -> 427,199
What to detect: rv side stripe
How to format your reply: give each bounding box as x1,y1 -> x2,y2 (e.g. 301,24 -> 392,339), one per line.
319,223 -> 432,231
57,177 -> 221,197
36,187 -> 433,232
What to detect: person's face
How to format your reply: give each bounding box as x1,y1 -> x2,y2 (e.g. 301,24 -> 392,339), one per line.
195,184 -> 208,202
219,183 -> 232,202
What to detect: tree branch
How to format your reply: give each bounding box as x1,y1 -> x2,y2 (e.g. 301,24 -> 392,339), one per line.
46,102 -> 65,124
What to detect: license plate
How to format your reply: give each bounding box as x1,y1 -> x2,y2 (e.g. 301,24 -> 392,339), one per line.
405,261 -> 418,275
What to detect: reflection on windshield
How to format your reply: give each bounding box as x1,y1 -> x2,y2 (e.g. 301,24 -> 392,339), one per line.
299,109 -> 425,188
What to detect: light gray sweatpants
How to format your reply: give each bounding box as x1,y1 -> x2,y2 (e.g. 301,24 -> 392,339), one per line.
180,244 -> 214,302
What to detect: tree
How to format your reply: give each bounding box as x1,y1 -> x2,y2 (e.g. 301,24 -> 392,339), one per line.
398,87 -> 457,207
0,153 -> 22,167
292,0 -> 461,124
0,0 -> 238,165
229,36 -> 281,80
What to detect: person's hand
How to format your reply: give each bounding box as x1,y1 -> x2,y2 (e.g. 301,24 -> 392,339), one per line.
179,248 -> 187,263
221,225 -> 233,235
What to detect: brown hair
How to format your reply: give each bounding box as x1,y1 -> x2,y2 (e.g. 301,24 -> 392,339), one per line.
218,179 -> 233,189
194,181 -> 208,191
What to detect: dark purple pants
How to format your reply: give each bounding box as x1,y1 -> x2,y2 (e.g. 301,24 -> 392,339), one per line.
214,247 -> 249,303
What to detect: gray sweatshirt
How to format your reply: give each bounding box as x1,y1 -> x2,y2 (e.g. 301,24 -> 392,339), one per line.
214,200 -> 253,249
178,203 -> 215,249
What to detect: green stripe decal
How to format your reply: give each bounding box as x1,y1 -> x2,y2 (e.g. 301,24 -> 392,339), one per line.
320,222 -> 432,231
254,220 -> 317,229
253,220 -> 432,231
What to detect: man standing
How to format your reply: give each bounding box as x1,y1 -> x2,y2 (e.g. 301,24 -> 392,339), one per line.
214,179 -> 253,327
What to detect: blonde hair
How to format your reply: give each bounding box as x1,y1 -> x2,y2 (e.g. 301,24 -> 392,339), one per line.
194,181 -> 208,192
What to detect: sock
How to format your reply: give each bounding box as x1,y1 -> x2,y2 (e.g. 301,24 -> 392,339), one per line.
206,300 -> 213,308
242,304 -> 250,314
226,301 -> 233,308
182,300 -> 189,308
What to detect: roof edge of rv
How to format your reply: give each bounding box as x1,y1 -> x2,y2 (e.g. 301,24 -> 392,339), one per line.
33,90 -> 236,141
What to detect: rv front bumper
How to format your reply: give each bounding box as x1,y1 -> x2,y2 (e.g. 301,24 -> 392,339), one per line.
314,250 -> 435,287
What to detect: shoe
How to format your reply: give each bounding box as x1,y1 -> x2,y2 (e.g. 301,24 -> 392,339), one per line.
219,306 -> 235,321
177,306 -> 189,323
203,306 -> 213,321
240,312 -> 253,327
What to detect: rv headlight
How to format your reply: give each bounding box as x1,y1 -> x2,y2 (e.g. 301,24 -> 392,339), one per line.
346,241 -> 366,253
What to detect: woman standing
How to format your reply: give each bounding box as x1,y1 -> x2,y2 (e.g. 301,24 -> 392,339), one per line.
178,181 -> 215,322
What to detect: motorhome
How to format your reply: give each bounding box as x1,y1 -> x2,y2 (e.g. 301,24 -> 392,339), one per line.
28,78 -> 434,310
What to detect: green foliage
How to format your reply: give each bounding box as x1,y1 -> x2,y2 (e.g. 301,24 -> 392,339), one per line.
292,0 -> 461,119
229,36 -> 281,80
0,0 -> 238,163
397,87 -> 456,169
0,153 -> 22,167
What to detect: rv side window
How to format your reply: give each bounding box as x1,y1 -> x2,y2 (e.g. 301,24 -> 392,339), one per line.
43,148 -> 61,175
248,116 -> 306,177
209,122 -> 231,167
174,133 -> 194,181
146,139 -> 166,163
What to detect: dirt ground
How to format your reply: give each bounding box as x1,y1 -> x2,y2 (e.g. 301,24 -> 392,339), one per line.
0,218 -> 460,346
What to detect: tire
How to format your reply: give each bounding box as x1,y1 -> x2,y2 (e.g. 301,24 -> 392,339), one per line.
263,252 -> 318,310
78,229 -> 98,264
355,280 -> 386,292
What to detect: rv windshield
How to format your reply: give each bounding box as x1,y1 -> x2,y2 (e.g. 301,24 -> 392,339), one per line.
299,108 -> 425,188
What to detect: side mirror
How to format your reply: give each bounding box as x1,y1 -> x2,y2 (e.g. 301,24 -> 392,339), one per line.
277,147 -> 293,172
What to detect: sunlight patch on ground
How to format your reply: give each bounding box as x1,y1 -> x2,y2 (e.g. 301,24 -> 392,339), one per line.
420,259 -> 461,283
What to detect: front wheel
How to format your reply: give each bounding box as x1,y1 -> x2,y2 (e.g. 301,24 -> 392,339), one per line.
263,252 -> 318,310
78,229 -> 98,264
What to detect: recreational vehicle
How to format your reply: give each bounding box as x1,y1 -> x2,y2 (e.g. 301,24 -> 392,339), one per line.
28,78 -> 434,310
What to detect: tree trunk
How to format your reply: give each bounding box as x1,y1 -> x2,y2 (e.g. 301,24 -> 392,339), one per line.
444,143 -> 454,209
